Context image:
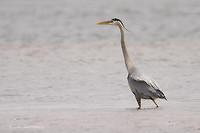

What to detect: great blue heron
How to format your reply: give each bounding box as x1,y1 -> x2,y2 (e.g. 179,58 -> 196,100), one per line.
96,18 -> 167,109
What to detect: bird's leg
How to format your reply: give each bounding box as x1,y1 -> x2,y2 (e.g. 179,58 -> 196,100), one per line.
151,98 -> 159,108
136,97 -> 141,109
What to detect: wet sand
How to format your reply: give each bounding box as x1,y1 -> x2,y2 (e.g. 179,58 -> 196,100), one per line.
0,43 -> 200,132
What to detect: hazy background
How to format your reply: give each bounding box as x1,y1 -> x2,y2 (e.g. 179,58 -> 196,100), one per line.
0,0 -> 200,133
0,0 -> 200,45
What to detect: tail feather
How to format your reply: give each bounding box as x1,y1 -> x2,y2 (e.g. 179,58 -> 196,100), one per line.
156,89 -> 167,100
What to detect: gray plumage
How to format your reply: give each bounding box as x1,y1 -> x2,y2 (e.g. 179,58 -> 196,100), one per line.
128,67 -> 166,100
96,18 -> 167,109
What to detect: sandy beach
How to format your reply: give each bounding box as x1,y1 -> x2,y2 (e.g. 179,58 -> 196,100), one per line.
0,43 -> 200,133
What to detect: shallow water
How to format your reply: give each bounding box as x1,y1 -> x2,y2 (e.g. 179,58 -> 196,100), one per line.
0,0 -> 200,133
0,43 -> 200,132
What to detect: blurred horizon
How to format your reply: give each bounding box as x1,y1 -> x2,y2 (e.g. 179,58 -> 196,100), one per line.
0,0 -> 200,45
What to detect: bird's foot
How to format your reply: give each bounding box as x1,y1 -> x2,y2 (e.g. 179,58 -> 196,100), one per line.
137,107 -> 141,110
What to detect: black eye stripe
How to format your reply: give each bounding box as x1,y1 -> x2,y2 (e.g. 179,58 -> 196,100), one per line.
111,18 -> 125,28
111,18 -> 130,32
111,18 -> 120,21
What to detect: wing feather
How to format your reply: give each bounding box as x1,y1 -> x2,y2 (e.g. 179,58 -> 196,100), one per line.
128,67 -> 163,99
130,68 -> 160,89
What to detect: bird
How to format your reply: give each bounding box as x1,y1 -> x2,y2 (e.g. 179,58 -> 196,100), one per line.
96,18 -> 167,109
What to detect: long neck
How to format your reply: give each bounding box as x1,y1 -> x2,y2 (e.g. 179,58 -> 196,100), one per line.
118,24 -> 133,73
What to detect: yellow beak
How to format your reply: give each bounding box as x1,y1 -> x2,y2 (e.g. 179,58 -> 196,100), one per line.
96,21 -> 112,25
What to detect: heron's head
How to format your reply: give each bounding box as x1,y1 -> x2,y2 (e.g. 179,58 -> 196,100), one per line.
96,18 -> 126,28
96,18 -> 130,31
